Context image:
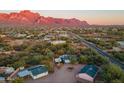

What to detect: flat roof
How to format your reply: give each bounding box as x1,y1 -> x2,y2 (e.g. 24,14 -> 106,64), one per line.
17,70 -> 30,77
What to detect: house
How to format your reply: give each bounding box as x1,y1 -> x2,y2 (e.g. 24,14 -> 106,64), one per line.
16,33 -> 27,38
5,67 -> 15,74
17,65 -> 48,80
58,31 -> 68,37
26,35 -> 34,39
113,47 -> 122,52
59,34 -> 68,37
51,40 -> 66,45
60,55 -> 71,64
0,67 -> 15,74
28,65 -> 48,80
118,41 -> 124,49
43,37 -> 51,41
0,34 -> 6,38
55,55 -> 71,64
76,65 -> 99,83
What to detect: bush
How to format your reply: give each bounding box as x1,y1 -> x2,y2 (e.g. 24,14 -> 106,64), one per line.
11,60 -> 25,69
12,77 -> 24,83
79,55 -> 88,64
100,64 -> 124,83
25,55 -> 42,66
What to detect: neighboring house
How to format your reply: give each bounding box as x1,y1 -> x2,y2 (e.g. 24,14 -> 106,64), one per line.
118,41 -> 124,49
0,67 -> 15,74
16,33 -> 27,38
5,67 -> 15,74
43,37 -> 51,41
59,34 -> 68,37
17,65 -> 48,80
76,65 -> 99,83
0,34 -> 6,38
55,55 -> 71,64
0,51 -> 16,55
60,55 -> 71,64
113,47 -> 122,52
55,31 -> 67,34
26,35 -> 34,39
51,40 -> 66,45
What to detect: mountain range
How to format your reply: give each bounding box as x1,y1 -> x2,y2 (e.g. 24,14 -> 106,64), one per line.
0,10 -> 89,27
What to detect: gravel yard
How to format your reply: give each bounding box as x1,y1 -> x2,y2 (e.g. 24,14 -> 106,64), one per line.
26,64 -> 84,83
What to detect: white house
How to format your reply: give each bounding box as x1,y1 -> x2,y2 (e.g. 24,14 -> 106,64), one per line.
51,40 -> 66,45
59,33 -> 68,37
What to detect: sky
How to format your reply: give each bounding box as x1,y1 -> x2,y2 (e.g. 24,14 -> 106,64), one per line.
0,10 -> 124,25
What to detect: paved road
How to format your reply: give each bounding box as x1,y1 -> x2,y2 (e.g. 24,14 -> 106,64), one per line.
69,32 -> 124,69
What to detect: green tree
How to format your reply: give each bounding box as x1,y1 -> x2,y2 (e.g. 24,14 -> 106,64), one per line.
26,55 -> 42,66
101,64 -> 124,83
70,55 -> 78,64
42,60 -> 54,73
79,55 -> 88,64
12,60 -> 25,69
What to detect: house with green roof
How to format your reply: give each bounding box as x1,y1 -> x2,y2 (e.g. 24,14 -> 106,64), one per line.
17,65 -> 48,80
76,65 -> 99,82
28,65 -> 48,80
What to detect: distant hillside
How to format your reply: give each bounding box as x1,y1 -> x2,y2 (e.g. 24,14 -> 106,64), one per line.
0,10 -> 89,27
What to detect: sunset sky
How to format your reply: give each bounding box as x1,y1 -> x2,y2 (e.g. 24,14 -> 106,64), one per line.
0,10 -> 124,25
